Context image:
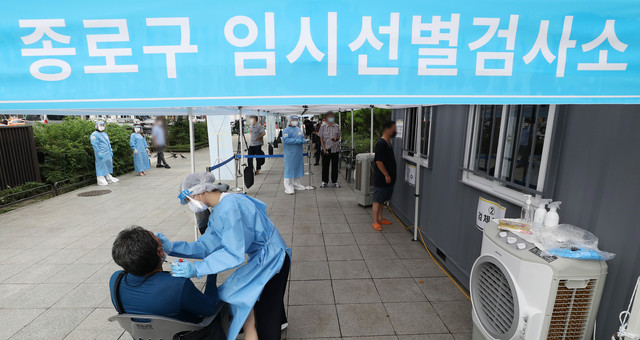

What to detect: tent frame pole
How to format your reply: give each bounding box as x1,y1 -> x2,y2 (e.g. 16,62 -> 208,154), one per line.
370,105 -> 374,153
238,106 -> 246,194
188,107 -> 198,241
413,106 -> 423,241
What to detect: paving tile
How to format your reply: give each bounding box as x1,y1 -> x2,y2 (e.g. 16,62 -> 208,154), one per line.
365,260 -> 411,278
343,337 -> 397,340
385,302 -> 448,335
374,278 -> 427,302
293,233 -> 325,247
323,233 -> 356,246
417,277 -> 469,301
10,307 -> 93,339
48,264 -> 101,283
328,260 -> 370,279
0,283 -> 36,306
292,246 -> 327,262
359,244 -> 399,260
0,308 -> 45,339
401,258 -> 446,278
287,305 -> 340,338
332,279 -> 381,304
288,280 -> 335,305
336,303 -> 395,337
354,232 -> 390,245
348,223 -> 379,233
345,214 -> 374,224
5,264 -> 65,284
53,283 -> 109,308
0,264 -> 26,282
432,300 -> 473,333
64,329 -> 124,340
293,222 -> 323,234
290,261 -> 330,280
398,335 -> 454,340
384,232 -> 416,245
391,243 -> 427,259
321,223 -> 351,234
453,334 -> 472,340
326,245 -> 363,261
9,283 -> 77,308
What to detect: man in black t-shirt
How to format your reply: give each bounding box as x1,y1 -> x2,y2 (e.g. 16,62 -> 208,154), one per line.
371,121 -> 397,231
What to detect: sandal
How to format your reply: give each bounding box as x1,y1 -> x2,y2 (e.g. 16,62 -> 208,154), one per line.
371,223 -> 383,231
381,219 -> 392,225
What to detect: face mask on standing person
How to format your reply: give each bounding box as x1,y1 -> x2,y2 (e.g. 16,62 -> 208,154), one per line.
327,117 -> 335,123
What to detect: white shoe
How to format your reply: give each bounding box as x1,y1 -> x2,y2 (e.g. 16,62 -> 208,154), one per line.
284,189 -> 295,195
97,176 -> 108,186
293,178 -> 306,190
106,174 -> 119,183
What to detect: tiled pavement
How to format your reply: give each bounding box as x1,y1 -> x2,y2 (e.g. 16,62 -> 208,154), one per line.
0,142 -> 471,339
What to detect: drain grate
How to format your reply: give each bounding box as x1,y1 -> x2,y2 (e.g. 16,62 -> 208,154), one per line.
78,190 -> 112,197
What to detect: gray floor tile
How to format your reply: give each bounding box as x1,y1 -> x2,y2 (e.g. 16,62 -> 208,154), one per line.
374,278 -> 427,302
432,301 -> 473,333
291,261 -> 330,280
348,223 -> 379,233
321,223 -> 351,234
401,258 -> 446,278
292,246 -> 327,262
329,260 -> 371,279
287,305 -> 341,338
293,223 -> 323,234
359,244 -> 399,260
398,335 -> 454,340
453,334 -> 472,340
289,280 -> 335,305
293,233 -> 325,247
48,264 -> 101,283
0,283 -> 36,306
385,302 -> 448,334
336,303 -> 395,337
64,329 -> 124,340
9,283 -> 77,308
0,308 -> 45,339
343,337 -> 397,340
345,214 -> 374,224
365,259 -> 411,278
391,243 -> 428,259
417,277 -> 469,301
384,232 -> 416,245
53,283 -> 109,308
354,232 -> 389,245
5,264 -> 65,284
323,233 -> 356,246
10,307 -> 92,339
332,279 -> 381,304
326,245 -> 363,261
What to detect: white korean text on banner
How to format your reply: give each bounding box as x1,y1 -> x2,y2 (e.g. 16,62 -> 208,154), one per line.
476,197 -> 506,231
1,0 -> 639,109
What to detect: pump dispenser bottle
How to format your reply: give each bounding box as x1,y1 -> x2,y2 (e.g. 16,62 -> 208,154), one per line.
521,195 -> 534,224
532,199 -> 552,231
544,201 -> 562,228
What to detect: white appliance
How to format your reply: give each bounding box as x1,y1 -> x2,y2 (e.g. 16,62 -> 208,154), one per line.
471,221 -> 607,340
354,153 -> 375,207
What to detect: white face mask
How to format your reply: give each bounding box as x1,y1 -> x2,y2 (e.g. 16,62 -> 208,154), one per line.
187,196 -> 208,213
98,126 -> 105,132
290,120 -> 299,126
327,117 -> 335,123
134,128 -> 141,133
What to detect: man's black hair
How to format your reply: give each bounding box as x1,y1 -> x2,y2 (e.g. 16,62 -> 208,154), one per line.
382,120 -> 396,130
325,111 -> 335,116
112,226 -> 160,276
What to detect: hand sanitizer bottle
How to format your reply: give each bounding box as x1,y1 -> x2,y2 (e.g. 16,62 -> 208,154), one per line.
532,199 -> 551,231
544,201 -> 562,228
521,195 -> 533,224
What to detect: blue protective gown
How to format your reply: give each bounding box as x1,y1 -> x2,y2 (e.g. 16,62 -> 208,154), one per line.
90,131 -> 114,176
130,133 -> 150,173
282,125 -> 305,179
169,194 -> 291,340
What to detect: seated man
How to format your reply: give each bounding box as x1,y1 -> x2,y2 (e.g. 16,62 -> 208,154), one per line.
109,226 -> 219,323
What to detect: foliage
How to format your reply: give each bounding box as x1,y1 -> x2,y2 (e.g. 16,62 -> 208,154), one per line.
341,132 -> 374,155
0,182 -> 52,206
167,117 -> 209,146
33,117 -> 134,183
339,107 -> 391,139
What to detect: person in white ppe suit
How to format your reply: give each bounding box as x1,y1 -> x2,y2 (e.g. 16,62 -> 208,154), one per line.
282,115 -> 308,195
90,121 -> 119,186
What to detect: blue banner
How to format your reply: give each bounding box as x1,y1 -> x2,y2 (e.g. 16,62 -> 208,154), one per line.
0,0 -> 639,109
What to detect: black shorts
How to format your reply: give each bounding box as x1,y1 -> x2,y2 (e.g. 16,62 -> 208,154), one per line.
373,185 -> 394,203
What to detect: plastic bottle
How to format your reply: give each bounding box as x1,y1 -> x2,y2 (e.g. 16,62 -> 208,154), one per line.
543,201 -> 562,228
520,195 -> 534,224
532,199 -> 551,231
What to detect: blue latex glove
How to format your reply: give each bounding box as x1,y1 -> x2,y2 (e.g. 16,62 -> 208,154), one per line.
171,260 -> 197,278
154,232 -> 173,254
98,153 -> 104,159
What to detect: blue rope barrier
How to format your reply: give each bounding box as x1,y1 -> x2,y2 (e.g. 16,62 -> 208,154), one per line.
207,155 -> 236,171
208,153 -> 309,171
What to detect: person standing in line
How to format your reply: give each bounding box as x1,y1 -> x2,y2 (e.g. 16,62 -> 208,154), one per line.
318,112 -> 341,188
152,117 -> 171,169
371,121 -> 398,231
282,115 -> 307,195
247,116 -> 266,175
90,121 -> 119,186
313,117 -> 325,166
130,125 -> 151,176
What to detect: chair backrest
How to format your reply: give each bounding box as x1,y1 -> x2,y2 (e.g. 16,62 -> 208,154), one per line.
108,314 -> 204,340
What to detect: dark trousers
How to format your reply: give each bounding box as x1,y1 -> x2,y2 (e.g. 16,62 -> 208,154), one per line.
248,145 -> 265,170
314,140 -> 321,164
322,150 -> 339,183
254,254 -> 290,340
156,145 -> 167,166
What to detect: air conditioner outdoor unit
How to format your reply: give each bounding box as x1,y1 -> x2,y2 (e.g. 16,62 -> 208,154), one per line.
354,153 -> 375,207
471,221 -> 607,340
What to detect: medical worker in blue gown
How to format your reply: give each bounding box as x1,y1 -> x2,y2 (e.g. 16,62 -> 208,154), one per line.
282,115 -> 308,195
130,125 -> 150,176
155,172 -> 291,340
90,121 -> 119,186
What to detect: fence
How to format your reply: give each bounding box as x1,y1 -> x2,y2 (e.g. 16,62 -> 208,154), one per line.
0,125 -> 41,189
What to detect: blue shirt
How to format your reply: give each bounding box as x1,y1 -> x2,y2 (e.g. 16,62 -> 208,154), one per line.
152,125 -> 166,146
109,271 -> 219,323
